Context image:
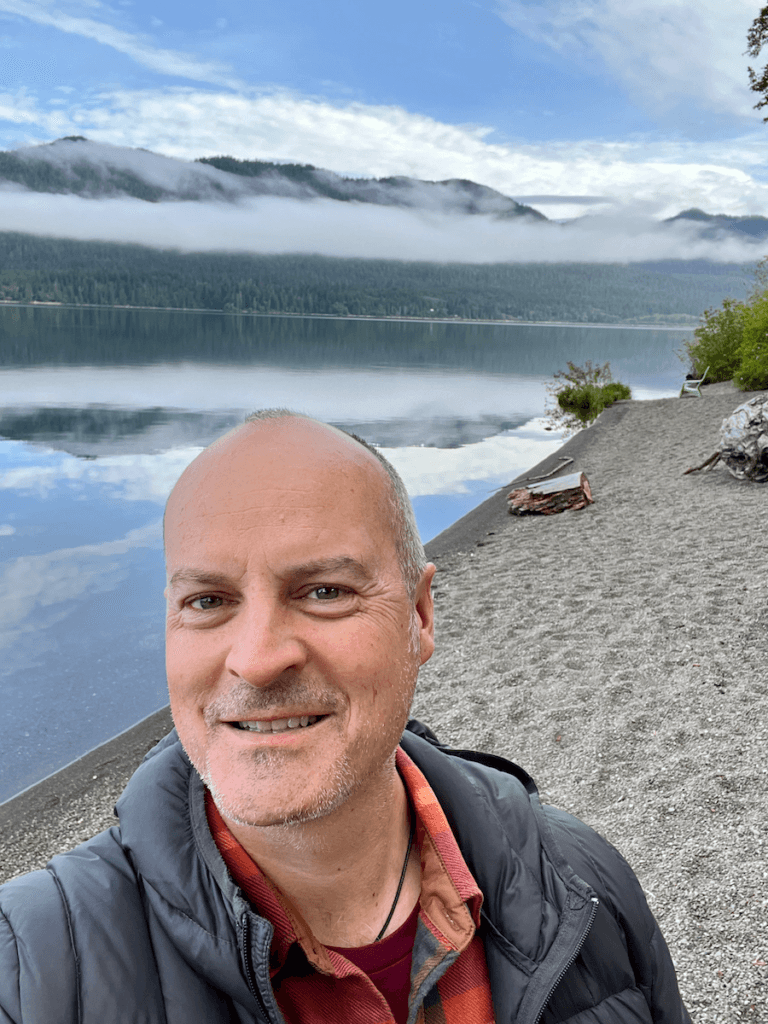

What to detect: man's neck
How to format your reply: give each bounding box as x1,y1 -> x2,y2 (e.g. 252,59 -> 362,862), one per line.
222,764 -> 421,948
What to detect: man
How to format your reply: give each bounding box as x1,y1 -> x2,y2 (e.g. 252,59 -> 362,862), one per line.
0,410 -> 690,1024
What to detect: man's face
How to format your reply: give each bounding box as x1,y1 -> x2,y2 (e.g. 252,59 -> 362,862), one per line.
164,419 -> 435,828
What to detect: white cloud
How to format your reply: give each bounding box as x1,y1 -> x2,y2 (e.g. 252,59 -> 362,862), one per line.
381,420 -> 566,496
496,0 -> 759,119
0,0 -> 240,86
0,520 -> 162,649
0,187 -> 764,262
0,448 -> 200,502
0,88 -> 71,133
0,524 -> 15,535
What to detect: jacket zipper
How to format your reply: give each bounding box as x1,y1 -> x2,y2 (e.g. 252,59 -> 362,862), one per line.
531,896 -> 599,1024
239,911 -> 274,1023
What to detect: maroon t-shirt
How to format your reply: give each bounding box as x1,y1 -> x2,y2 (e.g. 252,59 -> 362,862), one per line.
327,901 -> 421,1024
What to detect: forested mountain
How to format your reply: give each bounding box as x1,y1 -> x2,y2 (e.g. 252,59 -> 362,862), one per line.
666,208 -> 768,239
4,140 -> 768,252
0,138 -> 543,218
0,232 -> 749,324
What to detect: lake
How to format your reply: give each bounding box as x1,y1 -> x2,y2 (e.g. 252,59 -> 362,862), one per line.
0,304 -> 687,801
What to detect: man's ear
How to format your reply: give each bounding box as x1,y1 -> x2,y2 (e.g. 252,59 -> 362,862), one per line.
414,563 -> 436,665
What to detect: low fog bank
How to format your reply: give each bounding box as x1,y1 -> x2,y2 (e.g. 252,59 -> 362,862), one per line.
0,189 -> 760,264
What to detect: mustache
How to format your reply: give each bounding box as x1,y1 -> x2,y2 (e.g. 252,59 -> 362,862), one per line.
203,675 -> 343,725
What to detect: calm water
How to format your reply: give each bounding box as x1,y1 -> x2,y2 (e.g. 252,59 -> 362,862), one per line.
0,305 -> 686,800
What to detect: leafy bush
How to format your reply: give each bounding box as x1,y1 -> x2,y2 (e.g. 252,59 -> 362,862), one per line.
547,361 -> 632,435
684,298 -> 746,382
735,294 -> 768,390
601,382 -> 633,404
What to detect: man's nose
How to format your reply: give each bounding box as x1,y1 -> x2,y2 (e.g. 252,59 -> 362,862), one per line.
224,600 -> 308,686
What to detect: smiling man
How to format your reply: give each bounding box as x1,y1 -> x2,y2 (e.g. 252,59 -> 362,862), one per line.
0,411 -> 690,1024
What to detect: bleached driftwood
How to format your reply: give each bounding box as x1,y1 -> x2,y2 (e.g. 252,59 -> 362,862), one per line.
683,396 -> 768,481
508,471 -> 593,516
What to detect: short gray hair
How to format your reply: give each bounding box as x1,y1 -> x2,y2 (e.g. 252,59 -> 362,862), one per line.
244,409 -> 427,594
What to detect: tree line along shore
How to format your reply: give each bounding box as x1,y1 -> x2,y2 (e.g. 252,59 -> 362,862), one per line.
0,232 -> 750,325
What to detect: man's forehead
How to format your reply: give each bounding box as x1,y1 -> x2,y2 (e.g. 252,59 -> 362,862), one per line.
174,417 -> 385,501
164,416 -> 397,558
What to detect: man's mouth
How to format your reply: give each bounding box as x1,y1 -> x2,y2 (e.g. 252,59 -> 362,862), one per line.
232,715 -> 324,734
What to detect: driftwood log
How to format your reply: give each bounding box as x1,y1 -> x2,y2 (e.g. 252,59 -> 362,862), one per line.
508,471 -> 594,516
683,395 -> 768,481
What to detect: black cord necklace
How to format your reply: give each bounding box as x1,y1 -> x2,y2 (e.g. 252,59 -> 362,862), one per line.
374,811 -> 417,942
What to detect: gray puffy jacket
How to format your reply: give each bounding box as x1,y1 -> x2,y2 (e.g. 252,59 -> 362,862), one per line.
0,722 -> 690,1024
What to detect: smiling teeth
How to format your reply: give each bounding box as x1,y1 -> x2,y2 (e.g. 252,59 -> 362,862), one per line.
236,716 -> 318,733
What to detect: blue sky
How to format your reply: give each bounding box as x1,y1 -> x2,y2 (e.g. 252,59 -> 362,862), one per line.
2,0 -> 768,216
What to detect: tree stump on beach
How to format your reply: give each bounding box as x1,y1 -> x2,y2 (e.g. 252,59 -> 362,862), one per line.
508,471 -> 594,516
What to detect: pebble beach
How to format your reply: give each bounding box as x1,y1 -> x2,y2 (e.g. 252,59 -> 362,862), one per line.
1,380 -> 766,1021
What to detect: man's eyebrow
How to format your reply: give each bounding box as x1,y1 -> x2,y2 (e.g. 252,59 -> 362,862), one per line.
280,556 -> 374,585
167,559 -> 373,591
167,570 -> 235,590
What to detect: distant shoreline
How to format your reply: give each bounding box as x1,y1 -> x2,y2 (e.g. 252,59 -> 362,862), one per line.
0,299 -> 696,332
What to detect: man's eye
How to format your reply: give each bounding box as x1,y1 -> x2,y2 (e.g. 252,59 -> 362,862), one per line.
309,586 -> 342,600
188,595 -> 224,610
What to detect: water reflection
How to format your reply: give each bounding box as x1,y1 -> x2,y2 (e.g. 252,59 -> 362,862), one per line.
0,441 -> 168,798
0,304 -> 686,387
0,306 -> 684,800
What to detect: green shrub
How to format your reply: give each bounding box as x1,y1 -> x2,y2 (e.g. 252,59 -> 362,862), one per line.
557,381 -> 631,423
684,298 -> 746,382
601,382 -> 632,404
735,294 -> 768,390
547,361 -> 631,434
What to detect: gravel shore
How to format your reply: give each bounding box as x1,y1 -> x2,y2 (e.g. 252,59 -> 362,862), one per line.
415,381 -> 768,1023
2,381 -> 766,1021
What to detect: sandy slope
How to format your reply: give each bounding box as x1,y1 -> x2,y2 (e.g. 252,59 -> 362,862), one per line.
1,381 -> 766,1021
412,381 -> 768,1022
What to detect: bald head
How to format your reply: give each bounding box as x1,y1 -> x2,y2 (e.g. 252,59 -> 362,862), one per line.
165,412 -> 427,595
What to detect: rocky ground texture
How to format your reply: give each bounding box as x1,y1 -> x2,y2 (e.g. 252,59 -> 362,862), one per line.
414,381 -> 768,1022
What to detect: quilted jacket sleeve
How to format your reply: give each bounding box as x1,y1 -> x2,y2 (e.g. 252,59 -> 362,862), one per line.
0,904 -> 19,1024
0,868 -> 80,1024
544,804 -> 691,1024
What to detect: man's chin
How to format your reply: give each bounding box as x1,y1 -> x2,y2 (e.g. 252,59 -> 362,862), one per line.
214,798 -> 344,830
200,759 -> 358,831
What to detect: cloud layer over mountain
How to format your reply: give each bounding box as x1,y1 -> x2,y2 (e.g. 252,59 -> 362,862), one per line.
2,188 -> 764,264
0,141 -> 763,264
